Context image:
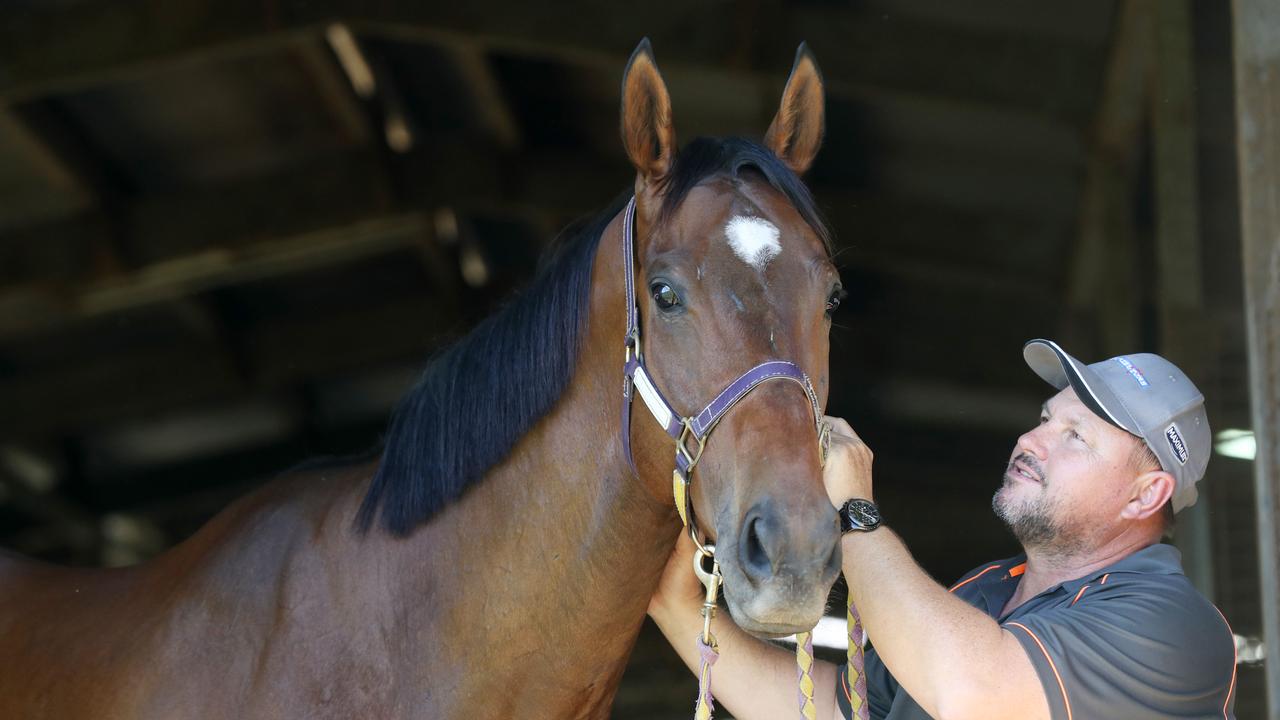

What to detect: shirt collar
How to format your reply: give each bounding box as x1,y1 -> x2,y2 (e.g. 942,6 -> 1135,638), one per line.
982,543 -> 1187,596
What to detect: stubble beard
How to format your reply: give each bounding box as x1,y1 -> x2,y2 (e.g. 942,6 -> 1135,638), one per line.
992,453 -> 1086,557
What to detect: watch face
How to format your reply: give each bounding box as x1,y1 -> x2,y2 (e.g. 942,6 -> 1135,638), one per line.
843,499 -> 881,531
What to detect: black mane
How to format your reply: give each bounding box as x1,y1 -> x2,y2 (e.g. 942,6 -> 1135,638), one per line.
358,137 -> 829,535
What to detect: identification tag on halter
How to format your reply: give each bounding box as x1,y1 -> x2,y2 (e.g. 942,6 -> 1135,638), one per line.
632,366 -> 675,430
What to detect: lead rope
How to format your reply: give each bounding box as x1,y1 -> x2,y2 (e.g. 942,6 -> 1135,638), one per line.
845,600 -> 870,720
792,595 -> 867,720
692,581 -> 867,720
690,422 -> 869,720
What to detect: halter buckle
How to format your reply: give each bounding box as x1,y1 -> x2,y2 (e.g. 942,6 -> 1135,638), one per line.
624,328 -> 641,363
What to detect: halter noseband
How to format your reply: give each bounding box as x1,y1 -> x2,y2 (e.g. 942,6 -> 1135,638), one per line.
618,196 -> 826,552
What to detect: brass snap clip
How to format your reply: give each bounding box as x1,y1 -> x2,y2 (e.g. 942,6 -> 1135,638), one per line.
692,544 -> 721,649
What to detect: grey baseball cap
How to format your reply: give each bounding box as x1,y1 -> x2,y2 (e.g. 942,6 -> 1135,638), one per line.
1022,339 -> 1210,512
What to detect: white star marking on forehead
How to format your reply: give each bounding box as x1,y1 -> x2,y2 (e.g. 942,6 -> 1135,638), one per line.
725,216 -> 781,271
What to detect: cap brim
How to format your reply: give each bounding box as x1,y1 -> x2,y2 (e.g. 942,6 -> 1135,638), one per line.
1023,340 -> 1140,435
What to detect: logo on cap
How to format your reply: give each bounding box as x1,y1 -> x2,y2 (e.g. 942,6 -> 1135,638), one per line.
1165,424 -> 1188,466
1115,357 -> 1149,387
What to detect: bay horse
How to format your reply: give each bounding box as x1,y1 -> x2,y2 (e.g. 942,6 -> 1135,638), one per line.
0,40 -> 842,719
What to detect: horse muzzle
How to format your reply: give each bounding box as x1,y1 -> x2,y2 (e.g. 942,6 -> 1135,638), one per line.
716,498 -> 841,636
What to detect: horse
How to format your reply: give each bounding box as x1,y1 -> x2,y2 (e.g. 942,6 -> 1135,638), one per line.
0,39 -> 842,719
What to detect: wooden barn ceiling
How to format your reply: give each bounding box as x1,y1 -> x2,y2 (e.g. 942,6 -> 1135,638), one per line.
4,2 -> 1270,715
0,1 -> 1249,585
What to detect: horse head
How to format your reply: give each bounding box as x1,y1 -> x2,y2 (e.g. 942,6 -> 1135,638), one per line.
621,40 -> 842,636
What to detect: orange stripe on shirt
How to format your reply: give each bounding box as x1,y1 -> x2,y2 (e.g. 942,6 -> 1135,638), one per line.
949,565 -> 1002,593
1007,622 -> 1073,720
840,667 -> 853,707
1009,562 -> 1026,577
1099,573 -> 1110,585
1070,585 -> 1091,606
1211,605 -> 1237,719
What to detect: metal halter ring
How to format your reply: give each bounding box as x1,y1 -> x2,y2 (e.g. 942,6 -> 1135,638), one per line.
676,418 -> 709,471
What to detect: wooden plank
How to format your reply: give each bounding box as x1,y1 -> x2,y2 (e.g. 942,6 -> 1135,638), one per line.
1064,0 -> 1154,355
0,213 -> 432,341
1151,0 -> 1216,600
292,33 -> 374,146
0,3 -> 1103,123
439,40 -> 521,150
0,294 -> 454,439
1232,0 -> 1280,712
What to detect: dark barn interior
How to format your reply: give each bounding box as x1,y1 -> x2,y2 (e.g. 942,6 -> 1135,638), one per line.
0,2 -> 1271,716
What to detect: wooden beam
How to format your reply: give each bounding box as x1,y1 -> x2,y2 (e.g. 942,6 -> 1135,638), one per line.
1151,0 -> 1217,600
292,34 -> 373,146
1232,0 -> 1280,711
1,4 -> 1103,124
0,108 -> 92,230
438,39 -> 521,150
1064,0 -> 1155,354
4,100 -> 133,272
0,293 -> 455,439
0,213 -> 432,341
0,450 -> 99,563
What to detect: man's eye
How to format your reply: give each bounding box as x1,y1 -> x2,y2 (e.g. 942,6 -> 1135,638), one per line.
651,282 -> 681,310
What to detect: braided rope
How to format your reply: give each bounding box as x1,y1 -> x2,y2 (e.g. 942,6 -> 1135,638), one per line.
695,637 -> 719,720
690,598 -> 869,719
847,598 -> 869,720
795,631 -> 819,719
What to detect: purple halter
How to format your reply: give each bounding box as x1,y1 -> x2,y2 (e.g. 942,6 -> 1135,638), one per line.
619,197 -> 825,547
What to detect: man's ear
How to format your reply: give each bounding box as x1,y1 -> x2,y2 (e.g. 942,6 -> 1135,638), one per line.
1121,470 -> 1175,521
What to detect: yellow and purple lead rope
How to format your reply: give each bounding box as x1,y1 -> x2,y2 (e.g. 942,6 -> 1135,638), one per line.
693,597 -> 868,720
845,597 -> 869,720
695,637 -> 719,720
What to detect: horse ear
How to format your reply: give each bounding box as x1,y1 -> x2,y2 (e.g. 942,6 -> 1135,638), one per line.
620,38 -> 677,195
764,43 -> 825,176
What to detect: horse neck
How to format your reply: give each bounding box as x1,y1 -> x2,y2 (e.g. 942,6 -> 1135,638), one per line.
376,211 -> 682,712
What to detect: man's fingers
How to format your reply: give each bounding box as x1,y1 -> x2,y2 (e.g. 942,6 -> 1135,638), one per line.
822,415 -> 862,443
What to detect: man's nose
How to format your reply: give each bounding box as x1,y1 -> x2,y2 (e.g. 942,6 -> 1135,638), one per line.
1016,426 -> 1047,458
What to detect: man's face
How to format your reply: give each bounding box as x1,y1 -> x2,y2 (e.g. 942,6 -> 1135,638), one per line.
993,387 -> 1144,555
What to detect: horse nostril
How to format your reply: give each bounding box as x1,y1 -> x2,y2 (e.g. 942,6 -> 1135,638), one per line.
742,513 -> 775,582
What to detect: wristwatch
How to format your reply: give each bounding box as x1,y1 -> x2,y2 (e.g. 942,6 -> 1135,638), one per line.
839,498 -> 882,534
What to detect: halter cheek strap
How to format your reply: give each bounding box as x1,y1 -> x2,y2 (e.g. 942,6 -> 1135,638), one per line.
617,196 -> 823,541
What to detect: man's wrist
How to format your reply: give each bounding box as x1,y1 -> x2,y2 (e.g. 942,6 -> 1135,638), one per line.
837,497 -> 882,533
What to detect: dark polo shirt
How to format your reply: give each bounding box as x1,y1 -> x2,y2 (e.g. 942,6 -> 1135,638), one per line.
836,544 -> 1237,720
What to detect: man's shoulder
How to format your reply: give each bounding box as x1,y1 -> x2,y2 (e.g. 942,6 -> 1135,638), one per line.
1081,544 -> 1215,614
1075,564 -> 1229,647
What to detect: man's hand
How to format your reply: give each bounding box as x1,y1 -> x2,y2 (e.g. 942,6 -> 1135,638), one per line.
647,530 -> 704,621
821,415 -> 874,507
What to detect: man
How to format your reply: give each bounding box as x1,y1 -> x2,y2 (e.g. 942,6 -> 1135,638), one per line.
648,339 -> 1237,719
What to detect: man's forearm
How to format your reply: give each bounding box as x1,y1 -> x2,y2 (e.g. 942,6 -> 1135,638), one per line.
649,594 -> 841,720
841,528 -> 1012,718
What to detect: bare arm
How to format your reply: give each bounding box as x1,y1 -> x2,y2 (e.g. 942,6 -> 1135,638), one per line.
647,532 -> 843,720
824,417 -> 1049,720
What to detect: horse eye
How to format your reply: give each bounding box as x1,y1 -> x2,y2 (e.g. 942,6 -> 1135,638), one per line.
825,287 -> 846,314
651,282 -> 681,310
